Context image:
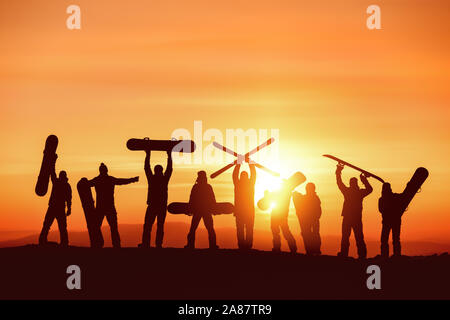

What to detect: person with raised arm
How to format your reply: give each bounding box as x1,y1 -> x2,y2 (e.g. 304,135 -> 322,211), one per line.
232,161 -> 256,250
139,150 -> 173,248
88,163 -> 138,248
335,164 -> 372,259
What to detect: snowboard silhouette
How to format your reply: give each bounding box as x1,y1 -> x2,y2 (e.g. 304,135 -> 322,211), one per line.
127,138 -> 196,153
35,135 -> 58,196
168,202 -> 234,216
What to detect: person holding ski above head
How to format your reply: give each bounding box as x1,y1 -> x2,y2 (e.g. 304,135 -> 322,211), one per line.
185,171 -> 219,250
293,182 -> 322,255
232,161 -> 256,250
335,164 -> 372,259
39,154 -> 72,247
138,149 -> 173,248
88,163 -> 139,248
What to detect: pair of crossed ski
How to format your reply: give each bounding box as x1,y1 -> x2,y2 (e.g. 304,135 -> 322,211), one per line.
210,138 -> 280,179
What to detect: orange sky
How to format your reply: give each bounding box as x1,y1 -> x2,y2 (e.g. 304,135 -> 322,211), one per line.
0,0 -> 449,245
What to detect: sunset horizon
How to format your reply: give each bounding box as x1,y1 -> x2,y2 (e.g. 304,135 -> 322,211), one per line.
1,1 -> 449,249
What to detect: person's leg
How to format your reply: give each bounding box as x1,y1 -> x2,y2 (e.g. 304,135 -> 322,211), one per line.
339,218 -> 351,257
312,218 -> 321,254
299,217 -> 311,254
271,216 -> 281,252
106,212 -> 121,248
380,222 -> 390,258
235,214 -> 245,249
280,217 -> 297,253
155,206 -> 167,248
203,213 -> 217,249
141,205 -> 157,247
95,212 -> 105,248
39,207 -> 55,245
56,212 -> 68,246
353,219 -> 367,259
392,219 -> 402,256
186,214 -> 201,248
246,213 -> 255,249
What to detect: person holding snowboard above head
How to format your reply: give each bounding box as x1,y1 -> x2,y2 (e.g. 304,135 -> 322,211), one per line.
378,183 -> 405,258
293,182 -> 322,255
232,162 -> 256,250
39,154 -> 72,247
138,150 -> 173,248
269,180 -> 298,254
335,164 -> 372,259
88,163 -> 139,248
185,171 -> 218,250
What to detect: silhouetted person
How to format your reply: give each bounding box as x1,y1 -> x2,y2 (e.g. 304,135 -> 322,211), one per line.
139,150 -> 173,248
185,171 -> 218,249
269,181 -> 297,253
293,183 -> 322,255
39,154 -> 71,247
233,163 -> 256,249
379,183 -> 404,257
88,163 -> 138,248
336,164 -> 372,259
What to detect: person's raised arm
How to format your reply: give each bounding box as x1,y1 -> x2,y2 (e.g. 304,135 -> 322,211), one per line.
249,163 -> 256,184
360,174 -> 373,197
335,165 -> 346,193
144,150 -> 152,178
232,164 -> 241,184
113,176 -> 139,185
164,151 -> 173,178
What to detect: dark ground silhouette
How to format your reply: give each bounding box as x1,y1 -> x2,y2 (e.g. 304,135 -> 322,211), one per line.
0,245 -> 448,299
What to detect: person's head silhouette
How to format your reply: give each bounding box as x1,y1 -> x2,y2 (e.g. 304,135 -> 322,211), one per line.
349,177 -> 359,190
382,182 -> 392,196
306,182 -> 316,195
240,171 -> 249,180
196,170 -> 207,185
99,163 -> 108,176
59,170 -> 68,182
154,165 -> 163,176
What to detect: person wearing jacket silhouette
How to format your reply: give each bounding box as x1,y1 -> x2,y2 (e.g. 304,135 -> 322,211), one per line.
139,150 -> 173,248
232,163 -> 256,249
293,182 -> 322,255
378,182 -> 405,257
336,164 -> 372,259
39,154 -> 72,247
185,171 -> 218,249
88,163 -> 138,248
269,180 -> 297,254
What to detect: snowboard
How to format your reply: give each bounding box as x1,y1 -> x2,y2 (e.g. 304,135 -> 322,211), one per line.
257,171 -> 306,211
127,138 -> 196,153
77,177 -> 103,248
168,202 -> 234,216
323,154 -> 385,183
400,167 -> 429,213
35,135 -> 58,196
